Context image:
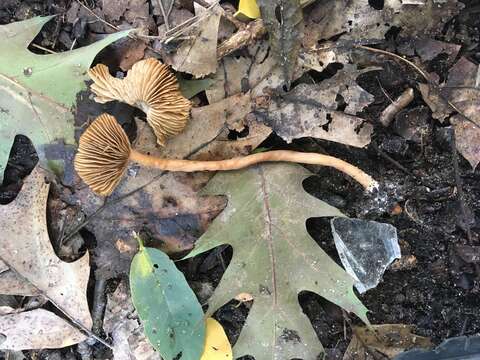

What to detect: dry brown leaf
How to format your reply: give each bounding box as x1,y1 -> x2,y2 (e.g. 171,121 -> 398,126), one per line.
343,324 -> 432,360
104,281 -> 159,360
444,57 -> 480,169
0,309 -> 85,351
166,4 -> 223,78
207,39 -> 345,104
101,0 -> 129,21
116,39 -> 148,71
420,57 -> 480,169
0,167 -> 92,349
303,0 -> 463,49
412,38 -> 461,64
260,65 -> 375,147
418,83 -> 451,122
75,93 -> 271,279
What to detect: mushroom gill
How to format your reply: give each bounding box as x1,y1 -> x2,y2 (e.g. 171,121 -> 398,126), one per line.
88,58 -> 191,146
74,114 -> 131,196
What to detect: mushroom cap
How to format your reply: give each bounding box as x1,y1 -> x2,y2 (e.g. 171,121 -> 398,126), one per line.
74,114 -> 131,196
88,58 -> 191,146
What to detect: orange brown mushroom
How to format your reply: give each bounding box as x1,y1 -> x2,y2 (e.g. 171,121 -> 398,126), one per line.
75,114 -> 378,196
88,58 -> 191,146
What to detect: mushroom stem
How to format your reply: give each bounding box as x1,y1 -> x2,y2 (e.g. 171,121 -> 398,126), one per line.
130,149 -> 378,191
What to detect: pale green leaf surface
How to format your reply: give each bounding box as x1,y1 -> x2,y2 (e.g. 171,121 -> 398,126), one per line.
130,245 -> 205,360
185,164 -> 369,360
178,77 -> 213,99
0,16 -> 129,180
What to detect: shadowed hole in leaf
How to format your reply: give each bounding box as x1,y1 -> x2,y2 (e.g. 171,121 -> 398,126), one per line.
385,26 -> 402,41
308,62 -> 344,83
368,0 -> 384,10
305,218 -> 342,267
335,94 -> 347,112
322,114 -> 333,132
299,291 -> 352,350
213,300 -> 250,349
274,5 -> 282,23
227,126 -> 249,140
0,135 -> 38,204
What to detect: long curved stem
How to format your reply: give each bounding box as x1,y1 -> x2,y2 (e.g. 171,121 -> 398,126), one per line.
129,149 -> 378,191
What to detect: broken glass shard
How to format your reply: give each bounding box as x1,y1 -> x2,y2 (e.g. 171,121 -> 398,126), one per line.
330,218 -> 400,293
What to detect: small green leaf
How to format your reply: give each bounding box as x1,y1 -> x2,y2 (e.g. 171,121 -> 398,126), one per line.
178,76 -> 214,99
130,239 -> 205,360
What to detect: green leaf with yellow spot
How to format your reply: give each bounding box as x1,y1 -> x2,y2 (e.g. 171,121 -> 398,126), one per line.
130,238 -> 205,360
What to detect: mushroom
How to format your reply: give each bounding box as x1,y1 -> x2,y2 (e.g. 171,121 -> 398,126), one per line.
75,114 -> 378,196
88,58 -> 191,146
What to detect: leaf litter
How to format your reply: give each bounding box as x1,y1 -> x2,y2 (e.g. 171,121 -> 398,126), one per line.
1,0 -> 479,358
0,167 -> 91,350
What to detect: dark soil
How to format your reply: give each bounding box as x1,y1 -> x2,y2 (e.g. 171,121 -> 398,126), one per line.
1,1 -> 480,359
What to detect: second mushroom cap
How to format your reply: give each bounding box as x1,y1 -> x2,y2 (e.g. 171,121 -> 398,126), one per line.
88,58 -> 191,146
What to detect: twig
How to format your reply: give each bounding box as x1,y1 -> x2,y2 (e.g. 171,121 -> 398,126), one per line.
356,45 -> 480,130
0,255 -> 112,350
379,88 -> 414,127
163,2 -> 219,44
156,0 -> 173,31
31,43 -> 57,54
217,19 -> 267,59
91,278 -> 107,335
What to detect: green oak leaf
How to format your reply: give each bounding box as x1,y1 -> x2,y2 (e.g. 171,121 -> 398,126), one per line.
184,163 -> 369,360
0,16 -> 129,180
130,240 -> 205,360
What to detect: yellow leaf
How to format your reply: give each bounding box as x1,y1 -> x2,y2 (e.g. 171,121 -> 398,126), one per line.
200,318 -> 232,360
234,0 -> 260,20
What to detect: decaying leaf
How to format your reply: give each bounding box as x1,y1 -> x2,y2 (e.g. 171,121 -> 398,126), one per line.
74,93 -> 270,279
259,65 -> 375,147
343,324 -> 432,360
0,16 -> 129,181
257,0 -> 304,86
419,57 -> 480,169
303,0 -> 463,49
104,280 -> 159,360
200,318 -> 232,360
0,167 -> 92,349
167,4 -> 223,77
130,242 -> 205,360
443,57 -> 480,170
0,309 -> 85,351
184,163 -> 369,359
